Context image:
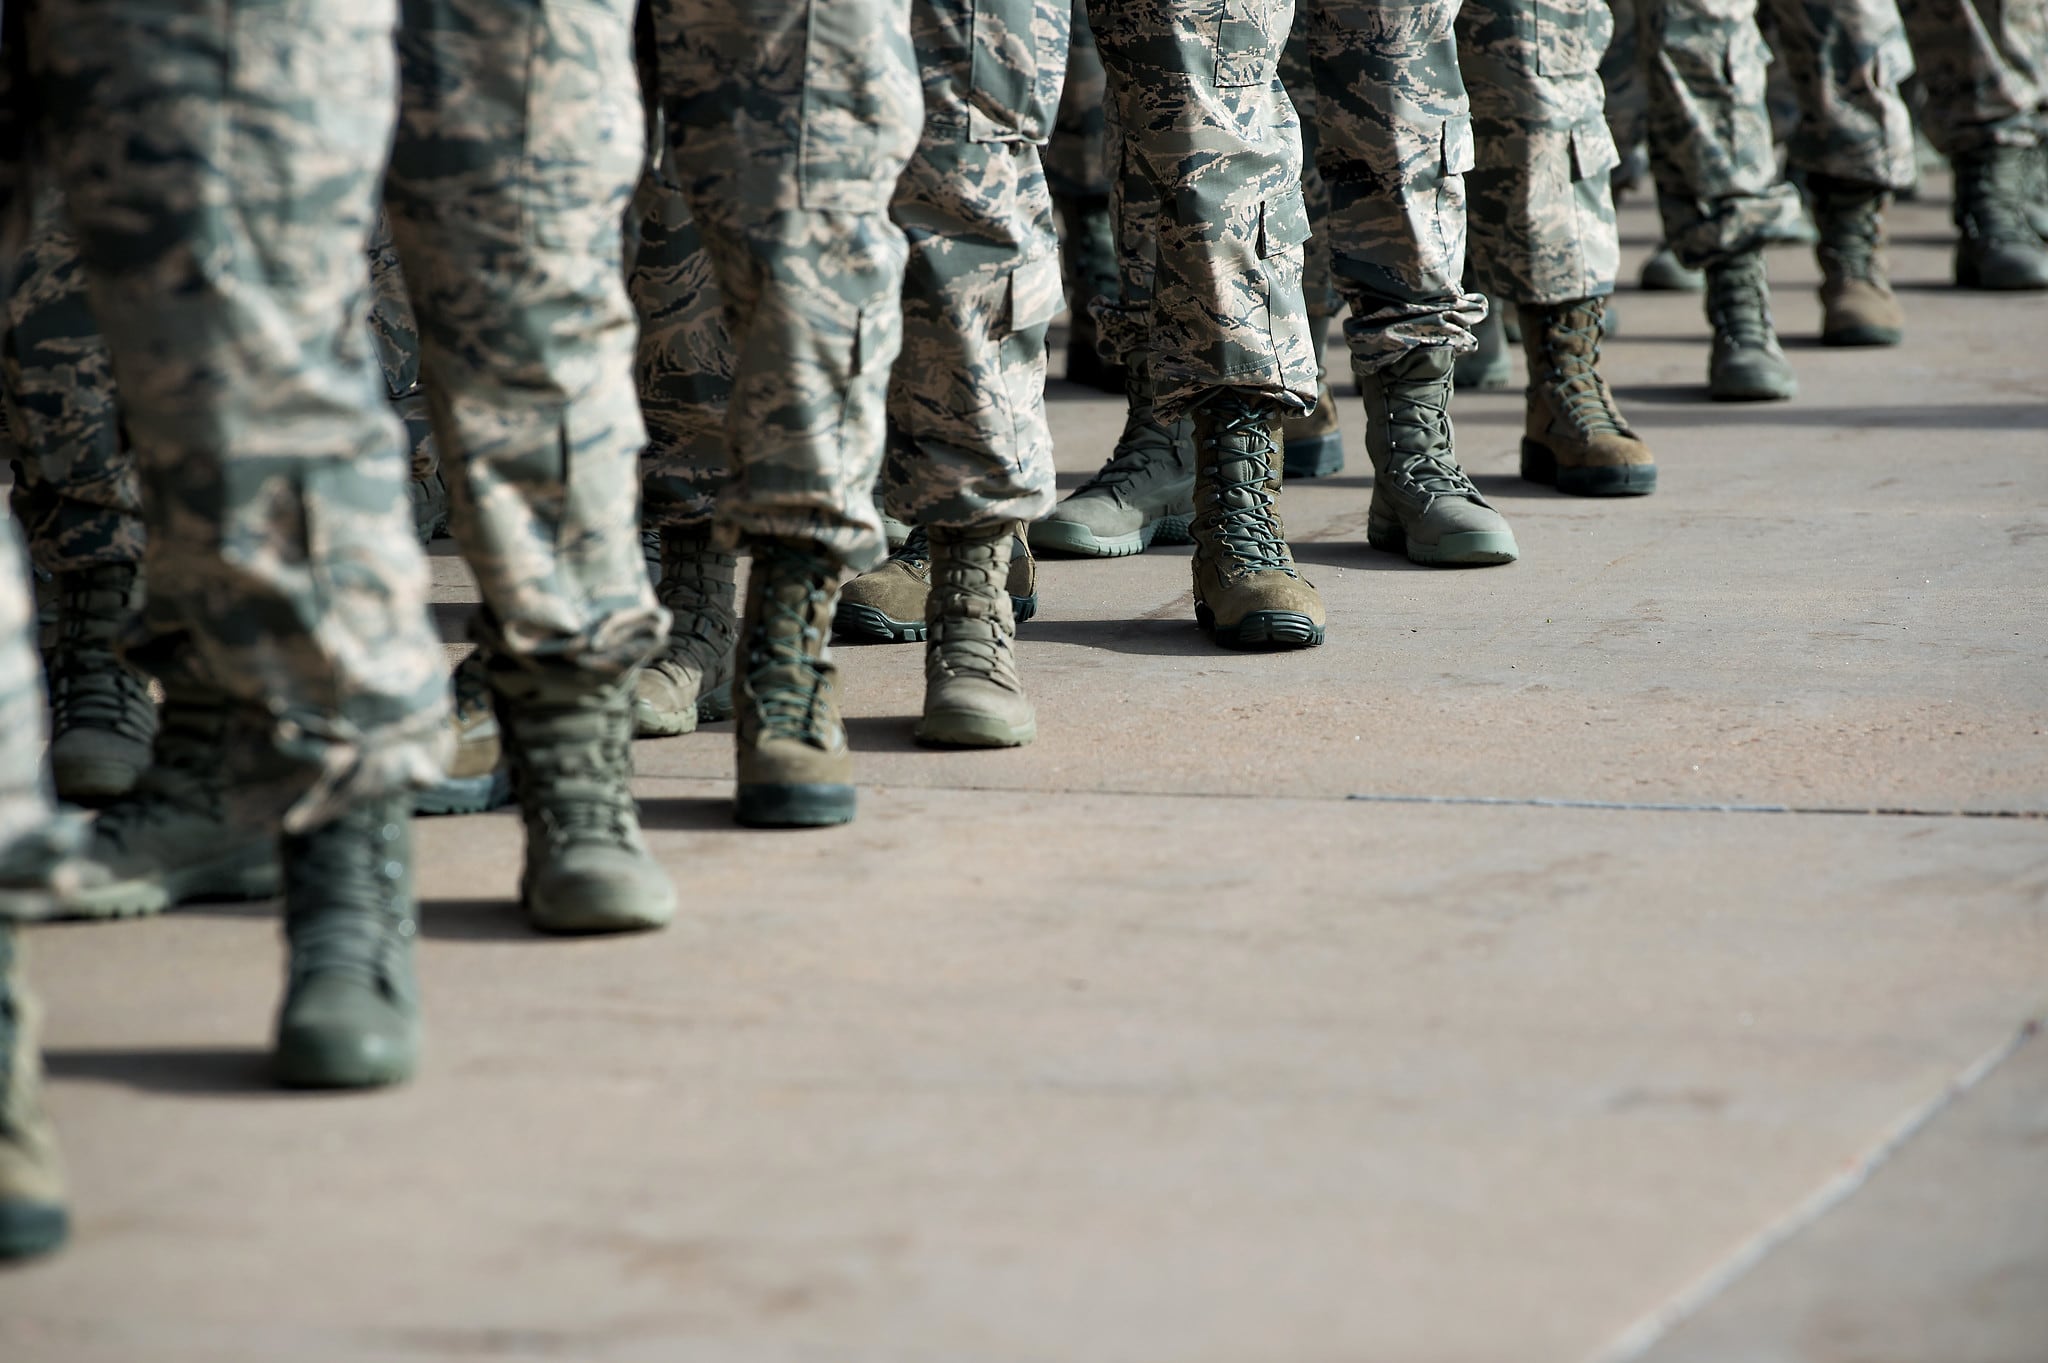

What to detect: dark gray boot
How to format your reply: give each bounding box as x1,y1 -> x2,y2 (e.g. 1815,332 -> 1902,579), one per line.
47,562 -> 155,803
1953,144 -> 2048,290
1704,254 -> 1797,401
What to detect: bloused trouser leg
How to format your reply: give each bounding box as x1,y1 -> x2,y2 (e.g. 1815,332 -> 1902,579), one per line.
30,0 -> 448,830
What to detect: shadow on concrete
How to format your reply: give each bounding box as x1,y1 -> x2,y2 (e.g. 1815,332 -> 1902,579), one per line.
1026,615 -> 1258,656
1614,391 -> 2047,429
45,1046 -> 278,1096
1292,541 -> 1494,574
840,714 -> 927,754
636,795 -> 748,832
418,896 -> 561,943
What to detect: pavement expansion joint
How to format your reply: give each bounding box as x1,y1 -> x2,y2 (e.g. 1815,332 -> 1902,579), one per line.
1586,1014 -> 2048,1363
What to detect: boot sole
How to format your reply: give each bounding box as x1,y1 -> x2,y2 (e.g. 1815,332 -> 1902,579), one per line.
46,844 -> 282,921
1029,513 -> 1191,559
1708,374 -> 1797,402
1368,518 -> 1520,567
1955,252 -> 2048,291
524,879 -> 678,935
413,768 -> 513,817
273,1026 -> 419,1090
50,756 -> 146,806
834,595 -> 1039,644
914,711 -> 1037,748
736,782 -> 856,828
1820,324 -> 1902,347
0,1201 -> 69,1261
1520,439 -> 1658,497
631,680 -> 735,738
1281,432 -> 1344,479
1195,604 -> 1325,649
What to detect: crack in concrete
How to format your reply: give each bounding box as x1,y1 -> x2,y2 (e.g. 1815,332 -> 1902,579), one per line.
1584,1013 -> 2047,1363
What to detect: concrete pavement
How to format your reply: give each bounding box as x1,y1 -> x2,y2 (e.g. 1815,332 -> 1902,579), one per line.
2,185 -> 2044,1362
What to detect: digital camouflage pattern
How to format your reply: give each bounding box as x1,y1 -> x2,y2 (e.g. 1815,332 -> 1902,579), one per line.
1625,0 -> 1913,269
1301,0 -> 1489,372
1457,0 -> 1624,304
31,0 -> 449,832
2,190 -> 141,575
633,149 -> 733,533
1047,0 -> 1111,200
878,0 -> 1068,529
639,0 -> 921,572
384,0 -> 667,681
1897,0 -> 2046,154
364,215 -> 439,488
1279,23 -> 1340,324
0,513 -> 49,861
1088,0 -> 1318,416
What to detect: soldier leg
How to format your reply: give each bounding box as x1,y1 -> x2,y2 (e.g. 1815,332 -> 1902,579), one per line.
30,0 -> 448,1089
383,0 -> 674,934
1278,16 -> 1348,478
648,0 -> 920,826
1048,0 -> 1127,392
1760,0 -> 1919,336
1898,0 -> 2048,285
1459,0 -> 1658,496
2,190 -> 154,802
629,149 -> 742,739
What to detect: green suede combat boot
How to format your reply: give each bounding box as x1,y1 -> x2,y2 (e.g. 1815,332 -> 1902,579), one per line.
47,563 -> 155,804
273,794 -> 420,1089
1030,373 -> 1195,558
1953,144 -> 2048,290
1811,176 -> 1903,347
1188,393 -> 1326,648
1520,297 -> 1657,497
1281,379 -> 1344,479
916,522 -> 1036,747
1704,253 -> 1797,401
494,666 -> 674,935
834,523 -> 1038,644
1361,349 -> 1520,565
734,540 -> 855,828
0,928 -> 66,1261
38,684 -> 283,919
1454,300 -> 1513,392
1639,243 -> 1704,292
633,524 -> 737,737
414,651 -> 512,816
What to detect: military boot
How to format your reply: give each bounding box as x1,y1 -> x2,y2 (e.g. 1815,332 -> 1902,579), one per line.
1639,242 -> 1704,292
1055,193 -> 1127,395
916,522 -> 1036,747
1810,176 -> 1903,347
1361,348 -> 1520,565
1281,380 -> 1344,479
1454,300 -> 1513,391
1187,393 -> 1326,648
734,540 -> 855,828
1519,297 -> 1657,497
2024,142 -> 2048,240
634,524 -> 738,737
495,666 -> 674,934
835,523 -> 1039,643
273,794 -> 420,1088
1031,374 -> 1195,557
1703,253 -> 1797,401
46,562 -> 156,804
0,929 -> 66,1261
1952,144 -> 2048,290
37,684 -> 283,919
414,651 -> 513,816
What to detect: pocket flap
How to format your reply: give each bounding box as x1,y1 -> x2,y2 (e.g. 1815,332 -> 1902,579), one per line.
1007,253 -> 1066,332
1258,186 -> 1312,258
1569,117 -> 1621,182
1441,115 -> 1476,176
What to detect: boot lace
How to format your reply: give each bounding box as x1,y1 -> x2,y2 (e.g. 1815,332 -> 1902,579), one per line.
49,577 -> 153,746
1074,408 -> 1187,501
654,530 -> 741,671
1815,195 -> 1883,282
1959,149 -> 2036,244
1706,258 -> 1778,351
1532,302 -> 1627,437
745,547 -> 838,743
1200,401 -> 1297,579
927,535 -> 1019,691
1379,376 -> 1485,510
507,701 -> 637,848
283,801 -> 413,990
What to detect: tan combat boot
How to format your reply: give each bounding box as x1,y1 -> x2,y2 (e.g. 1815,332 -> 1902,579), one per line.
633,524 -> 737,737
1188,393 -> 1326,649
734,540 -> 855,827
1810,176 -> 1904,347
916,522 -> 1035,748
1519,296 -> 1657,497
835,523 -> 1038,643
414,651 -> 512,816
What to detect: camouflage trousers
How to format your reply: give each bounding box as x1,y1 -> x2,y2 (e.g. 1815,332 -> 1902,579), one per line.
877,0 -> 1068,529
385,0 -> 667,681
1088,0 -> 1319,413
636,0 -> 920,573
1897,0 -> 2047,152
1457,0 -> 1624,304
29,0 -> 449,831
1047,0 -> 1112,199
2,190 -> 140,576
1621,0 -> 1916,268
365,217 -> 438,488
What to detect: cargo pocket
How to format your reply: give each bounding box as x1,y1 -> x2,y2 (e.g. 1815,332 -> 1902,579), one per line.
1215,0 -> 1272,89
1259,185 -> 1313,260
967,0 -> 1050,142
1006,253 -> 1065,335
1442,115 -> 1477,178
1535,0 -> 1610,77
1568,115 -> 1620,182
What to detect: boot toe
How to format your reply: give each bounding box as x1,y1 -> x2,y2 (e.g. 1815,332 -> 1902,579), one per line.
0,1199 -> 69,1261
1709,353 -> 1797,401
274,979 -> 418,1089
524,848 -> 676,934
